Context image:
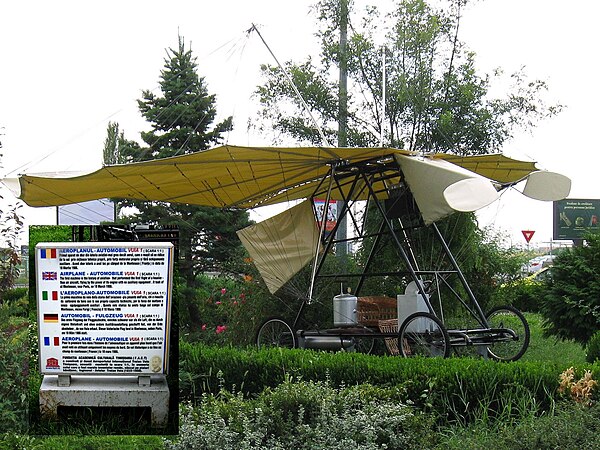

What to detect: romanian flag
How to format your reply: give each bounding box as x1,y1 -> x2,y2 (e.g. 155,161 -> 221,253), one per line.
42,291 -> 59,301
41,248 -> 57,259
43,313 -> 59,323
43,336 -> 60,346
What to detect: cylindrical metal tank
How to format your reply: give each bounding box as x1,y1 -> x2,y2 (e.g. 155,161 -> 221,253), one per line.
333,293 -> 358,327
302,335 -> 354,350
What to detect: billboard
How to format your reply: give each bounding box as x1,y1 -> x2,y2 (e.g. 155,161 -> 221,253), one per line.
553,199 -> 600,240
57,199 -> 115,225
36,242 -> 174,375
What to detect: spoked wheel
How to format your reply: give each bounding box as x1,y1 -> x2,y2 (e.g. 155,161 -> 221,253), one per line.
256,317 -> 297,349
399,312 -> 450,358
485,305 -> 530,362
351,336 -> 375,354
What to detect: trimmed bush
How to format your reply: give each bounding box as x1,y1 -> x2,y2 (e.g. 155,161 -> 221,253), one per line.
179,342 -> 600,423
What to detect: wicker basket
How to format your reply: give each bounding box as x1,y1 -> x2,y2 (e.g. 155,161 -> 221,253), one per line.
378,318 -> 400,355
356,296 -> 397,327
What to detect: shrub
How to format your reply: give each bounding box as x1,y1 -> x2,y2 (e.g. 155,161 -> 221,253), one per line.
166,379 -> 434,450
498,280 -> 545,313
1,287 -> 28,304
179,342 -> 590,424
540,232 -> 600,345
182,274 -> 275,346
587,330 -> 600,363
0,316 -> 29,433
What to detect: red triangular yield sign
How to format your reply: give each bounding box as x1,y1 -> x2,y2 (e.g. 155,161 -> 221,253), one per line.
522,230 -> 535,243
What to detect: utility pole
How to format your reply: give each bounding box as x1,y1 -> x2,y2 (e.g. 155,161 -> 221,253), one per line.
336,0 -> 348,258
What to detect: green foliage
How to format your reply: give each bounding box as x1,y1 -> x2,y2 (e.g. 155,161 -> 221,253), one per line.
497,279 -> 545,313
0,433 -> 164,449
179,341 -> 594,424
0,199 -> 23,300
110,35 -> 250,284
519,313 -> 585,365
28,225 -> 72,247
587,330 -> 600,363
0,314 -> 28,433
1,287 -> 28,304
440,401 -> 600,450
27,226 -> 72,302
540,233 -> 600,345
167,379 -> 434,450
355,210 -> 522,320
255,0 -> 561,152
181,273 -> 274,346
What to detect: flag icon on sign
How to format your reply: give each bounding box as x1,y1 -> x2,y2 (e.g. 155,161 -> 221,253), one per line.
42,272 -> 57,281
43,314 -> 59,323
41,249 -> 57,259
42,291 -> 59,301
43,336 -> 60,346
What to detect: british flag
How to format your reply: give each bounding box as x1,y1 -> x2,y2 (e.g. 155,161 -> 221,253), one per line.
42,271 -> 57,281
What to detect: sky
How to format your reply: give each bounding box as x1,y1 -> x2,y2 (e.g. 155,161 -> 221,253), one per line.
1,0 -> 598,248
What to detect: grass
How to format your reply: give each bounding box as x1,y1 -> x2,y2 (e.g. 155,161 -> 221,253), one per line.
520,312 -> 586,364
0,434 -> 164,450
438,401 -> 600,450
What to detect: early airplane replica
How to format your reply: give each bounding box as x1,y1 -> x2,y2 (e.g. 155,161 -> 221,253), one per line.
10,145 -> 571,360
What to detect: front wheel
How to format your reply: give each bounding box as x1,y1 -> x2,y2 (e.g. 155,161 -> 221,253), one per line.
256,317 -> 296,349
399,312 -> 450,358
351,336 -> 375,354
485,305 -> 530,362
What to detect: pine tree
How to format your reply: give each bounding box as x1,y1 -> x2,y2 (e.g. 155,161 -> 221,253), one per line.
115,36 -> 250,285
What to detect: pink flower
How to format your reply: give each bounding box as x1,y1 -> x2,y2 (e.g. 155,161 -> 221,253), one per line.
201,324 -> 207,331
239,293 -> 246,300
233,301 -> 238,306
215,325 -> 227,334
220,288 -> 227,295
215,301 -> 221,305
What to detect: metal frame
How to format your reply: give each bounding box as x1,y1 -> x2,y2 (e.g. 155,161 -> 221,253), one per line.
259,155 -> 529,359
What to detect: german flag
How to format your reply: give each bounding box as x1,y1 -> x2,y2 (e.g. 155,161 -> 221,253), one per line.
43,313 -> 59,323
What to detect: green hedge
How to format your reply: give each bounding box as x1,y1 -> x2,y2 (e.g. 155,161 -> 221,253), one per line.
180,342 -> 600,422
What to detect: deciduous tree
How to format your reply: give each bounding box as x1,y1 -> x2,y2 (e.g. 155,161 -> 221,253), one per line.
255,0 -> 561,153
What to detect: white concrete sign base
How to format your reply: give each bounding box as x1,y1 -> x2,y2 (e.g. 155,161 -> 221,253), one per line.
39,374 -> 170,427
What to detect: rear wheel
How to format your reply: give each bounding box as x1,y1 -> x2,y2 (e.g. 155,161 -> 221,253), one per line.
486,305 -> 530,361
256,317 -> 296,349
399,312 -> 450,358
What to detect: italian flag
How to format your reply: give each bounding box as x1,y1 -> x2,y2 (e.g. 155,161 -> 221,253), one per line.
42,291 -> 59,301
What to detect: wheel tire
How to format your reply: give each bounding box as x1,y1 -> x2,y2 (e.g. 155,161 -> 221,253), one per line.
399,312 -> 450,358
485,305 -> 530,362
255,317 -> 296,349
352,336 -> 375,354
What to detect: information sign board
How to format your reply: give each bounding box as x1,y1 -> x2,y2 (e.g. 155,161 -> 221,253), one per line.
553,199 -> 600,240
36,242 -> 174,375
